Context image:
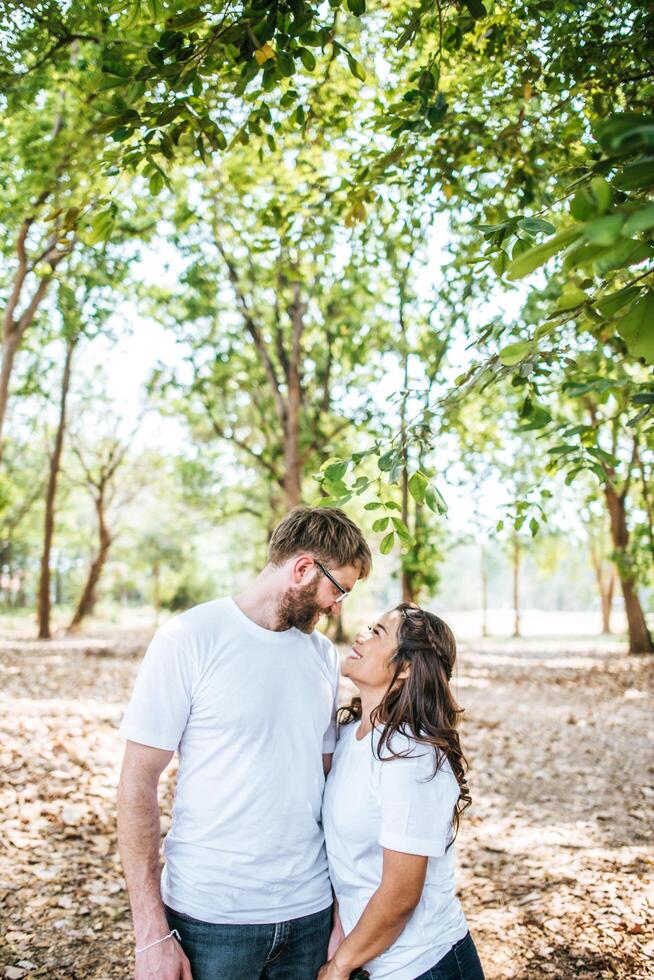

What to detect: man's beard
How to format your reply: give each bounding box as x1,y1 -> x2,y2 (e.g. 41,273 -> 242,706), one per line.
277,579 -> 325,633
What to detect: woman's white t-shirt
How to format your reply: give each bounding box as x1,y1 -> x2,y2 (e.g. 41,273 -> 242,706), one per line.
323,722 -> 468,980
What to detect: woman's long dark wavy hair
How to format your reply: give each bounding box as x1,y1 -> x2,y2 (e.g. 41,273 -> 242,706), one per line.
338,602 -> 471,844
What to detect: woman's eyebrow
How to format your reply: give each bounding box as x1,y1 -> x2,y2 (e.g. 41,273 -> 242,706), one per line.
375,622 -> 388,633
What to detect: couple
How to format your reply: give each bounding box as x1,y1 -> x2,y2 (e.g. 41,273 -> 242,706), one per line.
117,507 -> 484,980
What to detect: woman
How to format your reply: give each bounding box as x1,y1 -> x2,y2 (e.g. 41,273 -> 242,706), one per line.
319,603 -> 484,980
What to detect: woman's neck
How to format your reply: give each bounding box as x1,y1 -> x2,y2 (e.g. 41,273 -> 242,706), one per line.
357,687 -> 385,737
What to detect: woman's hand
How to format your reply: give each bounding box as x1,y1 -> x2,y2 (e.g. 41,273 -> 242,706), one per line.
327,906 -> 345,960
316,959 -> 351,980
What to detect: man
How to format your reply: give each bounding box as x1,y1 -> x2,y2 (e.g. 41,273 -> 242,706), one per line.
117,507 -> 372,980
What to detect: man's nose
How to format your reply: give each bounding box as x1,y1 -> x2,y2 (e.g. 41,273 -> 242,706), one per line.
330,601 -> 342,617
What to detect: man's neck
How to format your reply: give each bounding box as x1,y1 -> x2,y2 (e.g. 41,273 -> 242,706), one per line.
233,568 -> 286,631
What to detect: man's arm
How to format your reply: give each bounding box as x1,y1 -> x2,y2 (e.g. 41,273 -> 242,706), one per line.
317,848 -> 427,980
117,740 -> 192,980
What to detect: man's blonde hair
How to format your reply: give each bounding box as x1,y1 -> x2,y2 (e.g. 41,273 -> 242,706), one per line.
268,507 -> 372,578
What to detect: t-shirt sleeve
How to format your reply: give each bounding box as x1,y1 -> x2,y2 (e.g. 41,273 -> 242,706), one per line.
118,628 -> 194,751
378,748 -> 461,857
321,640 -> 340,754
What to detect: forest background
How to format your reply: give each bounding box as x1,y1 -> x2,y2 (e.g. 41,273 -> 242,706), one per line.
1,0 -> 653,650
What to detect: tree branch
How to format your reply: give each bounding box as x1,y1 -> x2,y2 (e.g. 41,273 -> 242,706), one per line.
214,233 -> 288,427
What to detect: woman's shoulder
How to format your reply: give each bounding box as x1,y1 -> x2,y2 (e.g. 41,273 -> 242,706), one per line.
375,725 -> 430,759
376,727 -> 458,780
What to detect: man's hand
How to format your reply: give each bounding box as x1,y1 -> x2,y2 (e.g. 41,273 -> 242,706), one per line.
134,934 -> 193,979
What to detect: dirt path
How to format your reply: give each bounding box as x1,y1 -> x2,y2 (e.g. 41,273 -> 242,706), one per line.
0,628 -> 652,979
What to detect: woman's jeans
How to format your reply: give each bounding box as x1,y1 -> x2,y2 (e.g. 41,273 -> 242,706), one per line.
414,932 -> 485,980
164,903 -> 332,980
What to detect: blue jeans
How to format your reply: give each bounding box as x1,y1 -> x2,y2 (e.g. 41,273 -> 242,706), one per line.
415,932 -> 485,980
164,903 -> 332,980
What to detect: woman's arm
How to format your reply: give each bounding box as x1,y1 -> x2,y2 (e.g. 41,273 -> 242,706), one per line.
317,848 -> 427,980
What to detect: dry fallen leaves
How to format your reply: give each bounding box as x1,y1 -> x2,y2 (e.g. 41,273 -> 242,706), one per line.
1,626 -> 653,979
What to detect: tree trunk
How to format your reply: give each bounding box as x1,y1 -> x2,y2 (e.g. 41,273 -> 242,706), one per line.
332,613 -> 346,644
68,494 -> 111,632
400,466 -> 413,603
283,283 -> 304,511
399,287 -> 412,603
480,541 -> 489,637
604,484 -> 653,653
589,534 -> 615,635
0,332 -> 20,449
512,534 -> 521,638
152,561 -> 161,619
600,567 -> 615,635
283,410 -> 302,510
37,338 -> 75,639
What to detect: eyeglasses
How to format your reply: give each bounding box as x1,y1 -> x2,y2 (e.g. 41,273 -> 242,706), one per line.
315,559 -> 350,603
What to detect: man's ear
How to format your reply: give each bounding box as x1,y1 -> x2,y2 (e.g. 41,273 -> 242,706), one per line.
291,554 -> 314,585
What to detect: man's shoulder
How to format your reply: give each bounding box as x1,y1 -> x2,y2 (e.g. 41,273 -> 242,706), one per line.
308,628 -> 339,675
155,597 -> 229,647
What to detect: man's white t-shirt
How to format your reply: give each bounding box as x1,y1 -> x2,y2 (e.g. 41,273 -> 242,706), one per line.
323,722 -> 468,980
119,596 -> 339,924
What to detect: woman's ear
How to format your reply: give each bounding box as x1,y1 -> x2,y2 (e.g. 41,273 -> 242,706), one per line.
397,662 -> 411,682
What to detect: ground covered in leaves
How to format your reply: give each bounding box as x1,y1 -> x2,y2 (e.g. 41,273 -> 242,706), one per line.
0,624 -> 652,979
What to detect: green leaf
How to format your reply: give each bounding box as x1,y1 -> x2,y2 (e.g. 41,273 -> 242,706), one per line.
408,471 -> 428,504
616,291 -> 654,363
364,501 -> 383,511
324,460 -> 348,482
464,0 -> 486,18
570,187 -> 596,221
506,227 -> 581,279
556,288 -> 588,311
547,444 -> 577,457
594,286 -> 641,318
613,157 -> 654,191
425,483 -> 447,514
380,532 -> 395,555
584,214 -> 625,246
499,341 -> 533,366
562,241 -> 609,271
347,0 -> 366,14
102,60 -> 134,78
166,6 -> 205,28
595,113 -> 654,155
518,217 -> 556,236
346,53 -> 366,81
391,517 -> 415,548
298,47 -> 316,71
149,170 -> 165,195
623,203 -> 654,236
492,250 -> 509,275
276,51 -> 295,76
511,238 -> 531,260
86,209 -> 115,245
594,239 -> 653,276
529,518 -> 540,537
372,516 -> 389,532
378,450 -> 397,472
589,176 -> 613,215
